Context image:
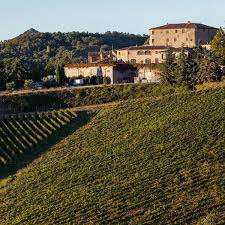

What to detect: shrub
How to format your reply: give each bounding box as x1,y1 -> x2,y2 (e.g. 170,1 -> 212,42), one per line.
24,79 -> 34,89
6,82 -> 16,91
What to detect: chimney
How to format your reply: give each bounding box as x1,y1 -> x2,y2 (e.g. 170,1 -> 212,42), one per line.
187,21 -> 191,24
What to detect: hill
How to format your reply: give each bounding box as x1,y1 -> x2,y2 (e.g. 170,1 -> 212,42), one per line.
0,110 -> 76,166
0,30 -> 147,71
1,88 -> 225,224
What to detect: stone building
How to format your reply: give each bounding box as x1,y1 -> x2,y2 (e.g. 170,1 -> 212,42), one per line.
149,21 -> 218,48
116,45 -> 189,64
117,22 -> 218,65
76,22 -> 218,84
88,50 -> 117,63
64,63 -> 136,84
134,65 -> 161,83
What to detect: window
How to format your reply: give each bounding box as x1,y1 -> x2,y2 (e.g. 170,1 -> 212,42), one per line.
145,51 -> 151,55
175,30 -> 178,33
118,52 -> 121,55
166,30 -> 169,34
182,29 -> 185,33
186,38 -> 188,41
203,28 -> 206,32
145,59 -> 151,64
152,31 -> 155,35
155,58 -> 159,64
137,51 -> 145,55
130,59 -> 136,64
152,39 -> 155,45
174,38 -> 177,42
161,54 -> 164,59
166,38 -> 169,42
155,51 -> 158,54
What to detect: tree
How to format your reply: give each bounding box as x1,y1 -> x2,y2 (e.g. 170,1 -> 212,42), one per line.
55,65 -> 65,86
1,58 -> 28,88
175,48 -> 197,89
197,52 -> 221,83
0,60 -> 7,90
31,65 -> 42,82
211,28 -> 225,65
160,48 -> 176,84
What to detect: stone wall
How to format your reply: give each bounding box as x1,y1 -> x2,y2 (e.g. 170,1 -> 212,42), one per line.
64,64 -> 135,84
149,27 -> 218,48
195,28 -> 218,46
135,66 -> 161,83
64,65 -> 114,83
117,48 -> 167,64
149,28 -> 196,48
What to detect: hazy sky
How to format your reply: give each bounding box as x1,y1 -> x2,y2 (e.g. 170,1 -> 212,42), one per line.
1,0 -> 225,40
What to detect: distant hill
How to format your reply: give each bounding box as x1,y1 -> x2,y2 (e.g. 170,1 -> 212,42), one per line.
0,29 -> 147,71
1,87 -> 225,224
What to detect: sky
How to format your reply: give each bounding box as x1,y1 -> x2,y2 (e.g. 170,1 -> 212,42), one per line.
1,0 -> 225,40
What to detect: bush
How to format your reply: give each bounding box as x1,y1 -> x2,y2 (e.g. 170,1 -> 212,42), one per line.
0,83 -> 190,114
24,79 -> 34,89
6,82 -> 16,91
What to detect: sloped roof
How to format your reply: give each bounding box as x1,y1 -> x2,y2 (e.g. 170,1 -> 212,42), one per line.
150,22 -> 218,30
64,63 -> 114,68
118,45 -> 190,52
118,45 -> 168,51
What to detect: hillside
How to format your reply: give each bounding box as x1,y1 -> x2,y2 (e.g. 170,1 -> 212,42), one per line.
1,88 -> 225,224
0,110 -> 76,166
0,30 -> 147,70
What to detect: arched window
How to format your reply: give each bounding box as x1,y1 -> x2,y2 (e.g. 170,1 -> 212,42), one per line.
145,51 -> 151,55
145,59 -> 151,64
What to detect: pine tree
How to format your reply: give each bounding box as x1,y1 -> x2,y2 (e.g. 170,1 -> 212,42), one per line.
32,65 -> 41,82
175,48 -> 197,89
160,48 -> 176,85
197,52 -> 221,83
211,28 -> 225,65
55,65 -> 65,86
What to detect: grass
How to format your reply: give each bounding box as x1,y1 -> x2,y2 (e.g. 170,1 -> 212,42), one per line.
1,88 -> 225,224
0,110 -> 77,167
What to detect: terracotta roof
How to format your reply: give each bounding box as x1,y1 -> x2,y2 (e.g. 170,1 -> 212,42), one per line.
64,63 -> 114,68
118,45 -> 168,51
118,45 -> 191,52
88,51 -> 117,56
150,22 -> 218,30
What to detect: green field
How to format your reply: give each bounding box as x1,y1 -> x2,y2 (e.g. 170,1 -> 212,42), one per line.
0,110 -> 76,166
1,88 -> 225,224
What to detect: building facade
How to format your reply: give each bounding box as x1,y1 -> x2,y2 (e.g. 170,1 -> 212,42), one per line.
116,46 -> 188,64
149,22 -> 218,48
134,65 -> 161,83
88,50 -> 117,63
64,63 -> 136,84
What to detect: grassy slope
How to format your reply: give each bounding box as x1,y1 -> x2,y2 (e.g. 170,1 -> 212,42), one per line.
1,88 -> 225,225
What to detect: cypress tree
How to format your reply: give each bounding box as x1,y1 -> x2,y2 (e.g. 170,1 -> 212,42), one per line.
160,48 -> 176,85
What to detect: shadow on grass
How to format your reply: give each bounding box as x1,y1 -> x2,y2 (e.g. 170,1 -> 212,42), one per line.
0,111 -> 95,179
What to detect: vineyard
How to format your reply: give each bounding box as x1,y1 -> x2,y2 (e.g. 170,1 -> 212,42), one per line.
1,88 -> 225,224
0,110 -> 76,166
